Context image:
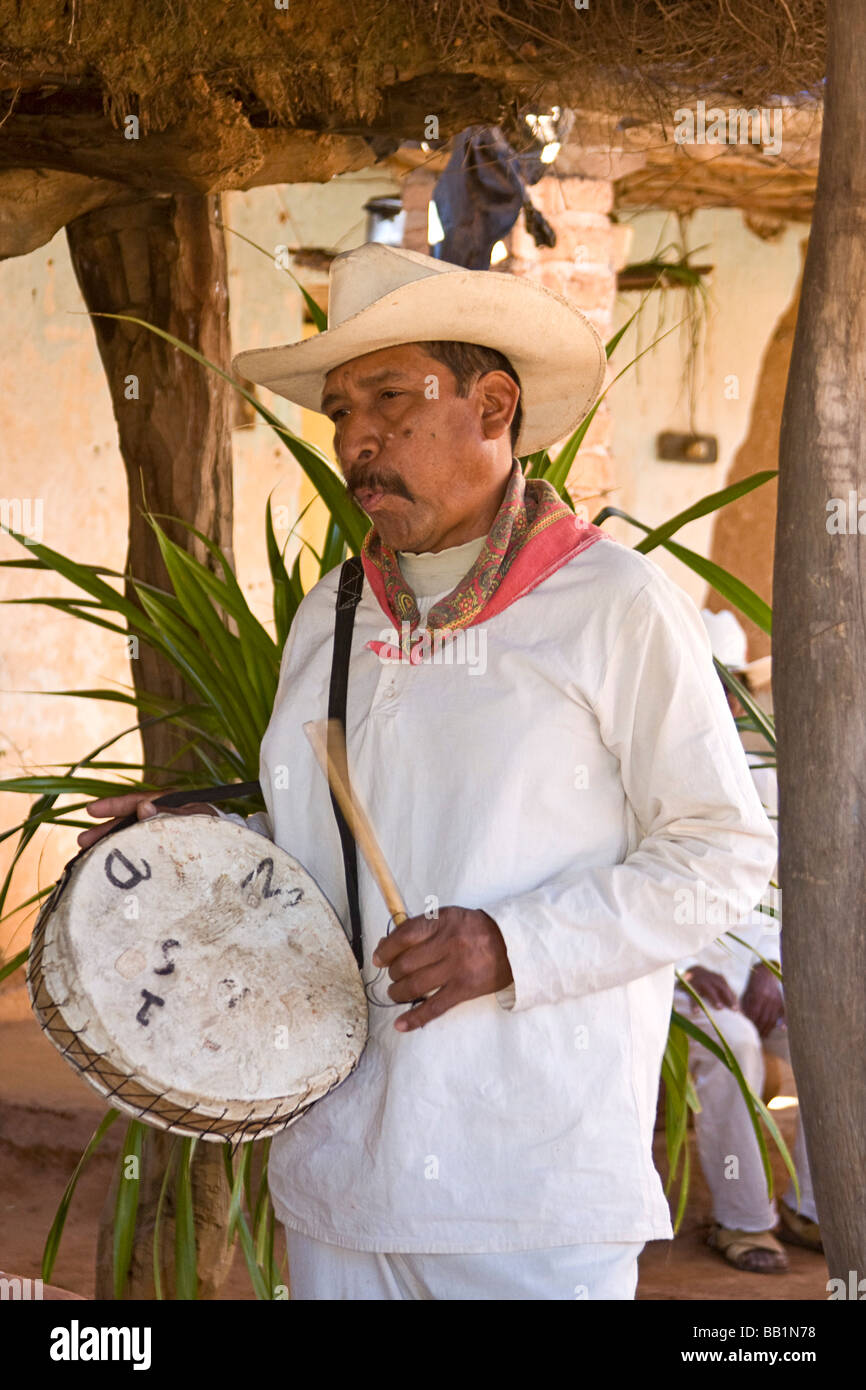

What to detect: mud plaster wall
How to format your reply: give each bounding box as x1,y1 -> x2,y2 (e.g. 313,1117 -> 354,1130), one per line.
606,208 -> 803,624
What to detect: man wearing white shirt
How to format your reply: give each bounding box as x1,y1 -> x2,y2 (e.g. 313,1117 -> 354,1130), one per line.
81,245 -> 778,1300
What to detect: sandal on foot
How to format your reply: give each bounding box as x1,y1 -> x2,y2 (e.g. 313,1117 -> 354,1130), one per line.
778,1200 -> 823,1253
707,1223 -> 789,1273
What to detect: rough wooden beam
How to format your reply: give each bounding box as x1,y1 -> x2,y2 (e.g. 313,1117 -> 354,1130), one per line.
0,124 -> 379,259
238,129 -> 379,189
0,108 -> 377,194
0,167 -> 129,257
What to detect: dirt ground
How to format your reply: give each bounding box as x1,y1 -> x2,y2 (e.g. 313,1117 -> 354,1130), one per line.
0,1001 -> 829,1301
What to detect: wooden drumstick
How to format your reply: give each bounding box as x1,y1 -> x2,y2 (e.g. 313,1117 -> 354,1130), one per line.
303,718 -> 408,927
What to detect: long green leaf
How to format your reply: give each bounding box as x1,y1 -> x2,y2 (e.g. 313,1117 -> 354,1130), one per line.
522,302 -> 654,496
113,1120 -> 144,1299
593,505 -> 772,633
632,471 -> 778,556
663,537 -> 772,634
268,423 -> 369,553
0,794 -> 62,892
224,1142 -> 250,1246
533,313 -> 686,498
715,660 -> 776,748
520,448 -> 551,479
0,524 -> 163,641
320,514 -> 347,578
717,658 -> 778,750
144,512 -> 280,695
253,1139 -> 272,1265
662,1018 -> 700,1200
152,1139 -> 179,1302
1,598 -> 131,635
265,1202 -> 277,1297
222,223 -> 328,331
37,759 -> 203,776
42,1110 -> 120,1280
604,308 -> 640,360
266,495 -> 298,648
0,558 -> 125,576
673,979 -> 798,1200
21,687 -> 203,712
544,400 -> 602,494
174,1137 -> 199,1300
289,552 -> 304,611
678,1005 -> 798,1207
725,932 -> 783,981
234,1199 -> 271,1300
134,587 -> 258,767
0,945 -> 29,984
0,885 -> 52,928
0,776 -> 144,797
221,1142 -> 270,1299
144,511 -> 273,639
153,528 -> 271,732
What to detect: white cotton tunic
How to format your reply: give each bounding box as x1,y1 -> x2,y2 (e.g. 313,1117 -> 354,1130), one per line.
217,534 -> 778,1253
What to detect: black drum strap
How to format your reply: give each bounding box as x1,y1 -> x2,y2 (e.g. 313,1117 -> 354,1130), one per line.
327,555 -> 365,968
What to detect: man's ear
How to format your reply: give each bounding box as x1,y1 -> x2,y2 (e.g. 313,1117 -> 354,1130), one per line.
476,370 -> 520,442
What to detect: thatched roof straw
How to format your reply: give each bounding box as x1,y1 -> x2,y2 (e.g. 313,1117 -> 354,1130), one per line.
1,1 -> 825,142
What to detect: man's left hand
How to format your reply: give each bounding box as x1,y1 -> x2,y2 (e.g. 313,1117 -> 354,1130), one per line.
741,962 -> 785,1039
372,907 -> 513,1032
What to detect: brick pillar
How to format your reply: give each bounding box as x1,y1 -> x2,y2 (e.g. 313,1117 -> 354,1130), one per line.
401,167 -> 436,255
507,176 -> 632,515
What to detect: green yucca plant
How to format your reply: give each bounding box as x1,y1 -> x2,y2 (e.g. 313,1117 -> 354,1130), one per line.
0,254 -> 790,1296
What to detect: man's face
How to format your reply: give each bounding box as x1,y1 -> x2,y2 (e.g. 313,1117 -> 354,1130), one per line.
321,343 -> 517,553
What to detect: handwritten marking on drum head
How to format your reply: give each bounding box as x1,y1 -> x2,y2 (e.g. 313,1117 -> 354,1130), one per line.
136,989 -> 165,1026
114,948 -> 146,980
153,939 -> 180,976
104,849 -> 153,891
241,858 -> 282,898
218,977 -> 250,1010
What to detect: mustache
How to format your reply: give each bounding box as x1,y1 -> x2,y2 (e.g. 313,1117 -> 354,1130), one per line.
346,468 -> 414,503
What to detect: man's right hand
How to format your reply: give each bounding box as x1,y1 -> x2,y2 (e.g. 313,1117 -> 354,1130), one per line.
77,792 -> 219,850
682,966 -> 738,1012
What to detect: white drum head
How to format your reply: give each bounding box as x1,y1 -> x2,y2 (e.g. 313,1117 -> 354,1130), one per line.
27,814 -> 368,1141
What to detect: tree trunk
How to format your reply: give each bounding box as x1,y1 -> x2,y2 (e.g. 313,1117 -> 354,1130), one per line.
66,191 -> 237,1299
66,189 -> 235,773
774,0 -> 866,1281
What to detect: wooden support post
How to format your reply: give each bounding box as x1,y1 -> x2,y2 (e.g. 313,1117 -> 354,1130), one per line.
775,0 -> 866,1280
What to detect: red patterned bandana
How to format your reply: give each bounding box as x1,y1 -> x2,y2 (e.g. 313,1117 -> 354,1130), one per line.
361,459 -> 606,650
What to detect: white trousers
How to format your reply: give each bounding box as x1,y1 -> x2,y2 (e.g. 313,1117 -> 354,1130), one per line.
284,1229 -> 644,1300
678,998 -> 818,1230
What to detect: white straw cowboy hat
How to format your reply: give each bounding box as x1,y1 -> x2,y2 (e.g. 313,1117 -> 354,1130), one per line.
700,608 -> 772,689
232,243 -> 606,455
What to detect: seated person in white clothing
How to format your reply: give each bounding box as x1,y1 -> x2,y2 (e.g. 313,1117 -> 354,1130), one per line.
675,610 -> 822,1273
